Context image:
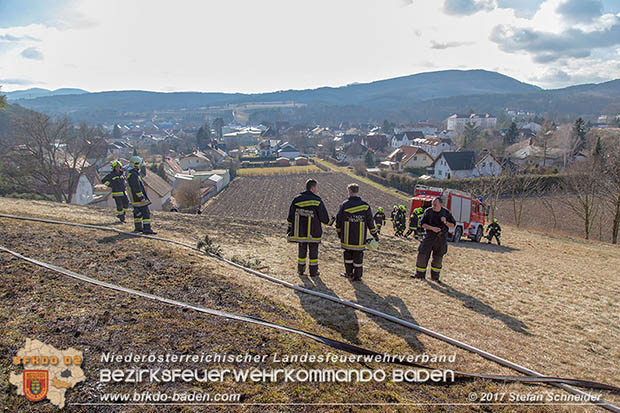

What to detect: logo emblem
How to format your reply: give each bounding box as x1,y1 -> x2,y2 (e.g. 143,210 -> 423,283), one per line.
23,370 -> 48,402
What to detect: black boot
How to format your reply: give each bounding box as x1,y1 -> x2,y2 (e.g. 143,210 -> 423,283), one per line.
142,224 -> 157,235
117,213 -> 126,223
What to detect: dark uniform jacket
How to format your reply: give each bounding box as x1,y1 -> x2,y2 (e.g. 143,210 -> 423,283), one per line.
420,207 -> 456,241
101,170 -> 127,197
487,222 -> 501,235
374,211 -> 386,225
287,190 -> 330,243
335,196 -> 377,250
127,168 -> 151,207
409,209 -> 423,229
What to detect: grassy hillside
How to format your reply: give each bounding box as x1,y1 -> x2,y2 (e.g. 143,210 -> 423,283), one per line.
1,197 -> 619,411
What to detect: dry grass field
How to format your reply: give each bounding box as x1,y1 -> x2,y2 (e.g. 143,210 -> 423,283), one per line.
1,195 -> 619,412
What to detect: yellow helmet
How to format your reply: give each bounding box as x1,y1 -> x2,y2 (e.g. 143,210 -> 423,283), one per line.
111,160 -> 122,169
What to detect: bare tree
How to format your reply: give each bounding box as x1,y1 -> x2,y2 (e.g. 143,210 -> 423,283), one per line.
506,172 -> 540,228
536,184 -> 560,231
557,161 -> 602,240
598,138 -> 620,243
175,180 -> 202,211
6,112 -> 106,203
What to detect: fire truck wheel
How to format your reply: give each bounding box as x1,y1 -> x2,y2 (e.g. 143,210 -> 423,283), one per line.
474,226 -> 483,242
452,226 -> 462,243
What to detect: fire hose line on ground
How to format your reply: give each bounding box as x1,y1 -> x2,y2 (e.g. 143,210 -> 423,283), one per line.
0,213 -> 619,412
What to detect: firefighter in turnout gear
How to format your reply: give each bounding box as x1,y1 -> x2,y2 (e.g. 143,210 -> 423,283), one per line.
101,160 -> 129,223
391,205 -> 398,232
373,207 -> 386,233
405,207 -> 424,239
394,205 -> 407,237
336,184 -> 378,281
127,156 -> 157,235
287,179 -> 332,277
486,218 -> 502,245
412,197 -> 456,282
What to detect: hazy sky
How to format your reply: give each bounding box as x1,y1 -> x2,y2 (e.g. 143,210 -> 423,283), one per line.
1,0 -> 619,92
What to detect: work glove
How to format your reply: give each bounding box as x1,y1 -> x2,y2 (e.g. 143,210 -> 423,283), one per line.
328,216 -> 335,226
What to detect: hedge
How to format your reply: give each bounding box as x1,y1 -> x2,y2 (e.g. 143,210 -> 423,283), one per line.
367,172 -> 568,197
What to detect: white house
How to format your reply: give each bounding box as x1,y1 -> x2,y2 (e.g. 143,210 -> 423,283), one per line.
432,151 -> 477,179
179,151 -> 213,171
446,114 -> 497,132
390,131 -> 425,148
521,122 -> 542,133
191,169 -> 231,190
277,143 -> 300,160
385,146 -> 434,172
472,153 -> 504,177
410,137 -> 452,159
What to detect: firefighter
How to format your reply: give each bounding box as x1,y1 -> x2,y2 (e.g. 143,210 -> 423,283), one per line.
287,179 -> 332,277
101,160 -> 129,223
394,205 -> 407,237
405,207 -> 424,239
412,197 -> 455,282
373,207 -> 386,233
390,205 -> 398,232
126,156 -> 157,235
336,184 -> 378,281
486,218 -> 502,246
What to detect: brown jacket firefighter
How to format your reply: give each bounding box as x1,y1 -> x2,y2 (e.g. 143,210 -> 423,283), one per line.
287,179 -> 332,276
413,197 -> 455,282
335,183 -> 378,281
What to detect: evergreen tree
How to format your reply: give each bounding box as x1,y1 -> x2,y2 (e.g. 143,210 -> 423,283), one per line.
381,120 -> 394,135
571,117 -> 587,157
196,124 -> 212,150
504,122 -> 519,146
212,118 -> 224,140
364,150 -> 375,167
462,122 -> 480,148
112,124 -> 122,140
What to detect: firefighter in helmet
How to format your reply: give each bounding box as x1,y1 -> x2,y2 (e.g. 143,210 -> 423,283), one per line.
287,179 -> 332,277
486,218 -> 502,246
394,205 -> 407,237
412,197 -> 456,282
373,207 -> 386,233
126,156 -> 156,235
390,205 -> 398,232
405,207 -> 424,240
101,160 -> 129,223
336,183 -> 378,281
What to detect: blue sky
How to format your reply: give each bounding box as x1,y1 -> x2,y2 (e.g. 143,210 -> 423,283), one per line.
1,0 -> 619,92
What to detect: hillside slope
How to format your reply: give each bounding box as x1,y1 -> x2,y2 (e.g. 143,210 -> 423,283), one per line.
1,198 -> 619,411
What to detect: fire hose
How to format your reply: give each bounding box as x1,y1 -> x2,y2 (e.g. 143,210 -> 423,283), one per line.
0,213 -> 619,412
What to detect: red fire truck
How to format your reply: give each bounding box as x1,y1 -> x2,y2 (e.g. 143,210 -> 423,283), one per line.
410,185 -> 488,242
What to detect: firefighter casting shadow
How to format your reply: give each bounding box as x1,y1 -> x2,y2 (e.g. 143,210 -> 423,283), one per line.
96,233 -> 135,244
427,282 -> 530,335
450,241 -> 518,253
352,281 -> 425,352
296,276 -> 362,345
